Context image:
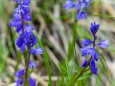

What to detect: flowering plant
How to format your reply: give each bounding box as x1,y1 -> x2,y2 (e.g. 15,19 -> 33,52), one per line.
10,0 -> 43,86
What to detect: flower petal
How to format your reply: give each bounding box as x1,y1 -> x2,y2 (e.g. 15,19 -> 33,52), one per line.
76,11 -> 87,20
98,40 -> 109,48
81,47 -> 95,56
15,69 -> 24,78
93,53 -> 99,61
90,60 -> 98,75
90,22 -> 100,36
64,0 -> 75,9
29,77 -> 36,86
82,40 -> 93,47
16,78 -> 24,86
29,61 -> 38,68
16,23 -> 22,33
81,59 -> 88,67
30,47 -> 43,55
24,14 -> 32,21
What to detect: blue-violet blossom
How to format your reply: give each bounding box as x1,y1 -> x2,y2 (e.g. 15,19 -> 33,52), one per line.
64,0 -> 92,20
81,22 -> 109,75
10,0 -> 43,85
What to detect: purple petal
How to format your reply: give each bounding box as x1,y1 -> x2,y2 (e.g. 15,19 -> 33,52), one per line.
93,53 -> 99,61
16,35 -> 24,48
90,22 -> 100,35
15,69 -> 24,78
23,0 -> 31,6
20,44 -> 25,53
24,25 -> 35,32
16,23 -> 22,33
81,59 -> 88,67
24,14 -> 32,21
98,40 -> 109,48
9,19 -> 20,27
76,11 -> 87,20
90,60 -> 98,75
29,77 -> 36,86
16,78 -> 24,86
82,40 -> 93,47
29,61 -> 38,68
22,7 -> 30,14
81,47 -> 95,56
64,0 -> 75,9
30,47 -> 43,55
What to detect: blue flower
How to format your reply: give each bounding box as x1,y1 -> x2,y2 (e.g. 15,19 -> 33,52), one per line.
16,78 -> 24,86
13,6 -> 24,19
76,11 -> 87,20
81,47 -> 95,56
98,40 -> 109,48
16,26 -> 38,52
93,53 -> 99,61
23,31 -> 38,48
83,0 -> 92,5
16,34 -> 25,53
16,23 -> 22,33
30,47 -> 43,55
76,1 -> 87,10
10,19 -> 20,27
81,59 -> 88,67
24,14 -> 32,21
90,22 -> 100,36
29,77 -> 36,86
90,60 -> 98,75
15,69 -> 25,78
64,0 -> 75,9
82,40 -> 93,47
29,61 -> 38,68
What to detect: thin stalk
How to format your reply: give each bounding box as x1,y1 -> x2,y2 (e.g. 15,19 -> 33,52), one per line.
24,51 -> 30,86
75,34 -> 96,80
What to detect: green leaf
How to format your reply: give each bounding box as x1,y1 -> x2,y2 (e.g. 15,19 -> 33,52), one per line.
77,72 -> 92,80
34,32 -> 52,86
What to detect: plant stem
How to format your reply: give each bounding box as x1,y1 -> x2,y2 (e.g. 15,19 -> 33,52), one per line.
24,51 -> 30,86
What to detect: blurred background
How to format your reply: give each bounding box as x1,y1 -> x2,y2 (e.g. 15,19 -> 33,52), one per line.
0,0 -> 115,86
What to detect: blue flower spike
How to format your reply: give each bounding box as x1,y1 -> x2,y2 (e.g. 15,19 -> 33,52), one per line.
64,0 -> 92,20
10,0 -> 43,85
80,22 -> 109,75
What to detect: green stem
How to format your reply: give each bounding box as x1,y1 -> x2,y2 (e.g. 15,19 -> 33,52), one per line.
36,35 -> 52,86
24,51 -> 30,86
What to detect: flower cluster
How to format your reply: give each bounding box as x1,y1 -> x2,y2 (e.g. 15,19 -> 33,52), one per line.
81,22 -> 109,75
10,0 -> 43,86
64,0 -> 92,20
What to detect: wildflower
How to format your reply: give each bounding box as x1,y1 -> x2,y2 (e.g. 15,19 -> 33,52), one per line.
98,40 -> 109,48
29,61 -> 38,68
90,22 -> 100,37
10,0 -> 43,85
15,69 -> 25,78
64,0 -> 75,9
76,11 -> 87,20
29,77 -> 36,86
16,78 -> 24,86
90,60 -> 98,75
81,59 -> 88,67
81,22 -> 109,75
82,40 -> 93,47
30,47 -> 43,55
